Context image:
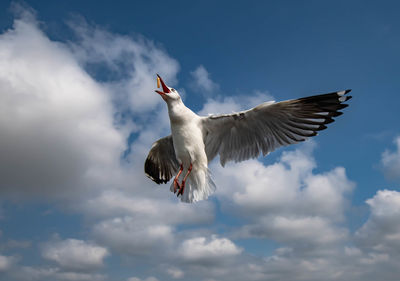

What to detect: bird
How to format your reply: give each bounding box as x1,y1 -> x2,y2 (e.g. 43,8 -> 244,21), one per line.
145,74 -> 352,203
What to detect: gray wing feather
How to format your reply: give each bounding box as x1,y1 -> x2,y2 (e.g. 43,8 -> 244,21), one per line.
144,135 -> 179,184
202,90 -> 352,166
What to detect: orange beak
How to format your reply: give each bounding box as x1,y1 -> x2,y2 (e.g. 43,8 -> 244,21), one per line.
155,74 -> 170,97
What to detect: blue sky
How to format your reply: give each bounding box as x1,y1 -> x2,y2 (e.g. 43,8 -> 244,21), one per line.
0,1 -> 400,281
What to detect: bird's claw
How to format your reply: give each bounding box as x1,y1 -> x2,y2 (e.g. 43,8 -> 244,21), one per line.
174,163 -> 191,197
173,179 -> 180,193
176,182 -> 186,197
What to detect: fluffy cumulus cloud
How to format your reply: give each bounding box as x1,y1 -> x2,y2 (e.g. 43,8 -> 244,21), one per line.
41,238 -> 109,271
92,216 -> 173,256
10,266 -> 107,281
381,136 -> 400,181
2,4 -> 400,281
0,5 -> 180,280
166,268 -> 184,279
179,235 -> 242,265
0,254 -> 17,272
83,190 -> 214,225
0,4 -> 179,202
86,190 -> 214,259
198,89 -> 274,116
69,17 -> 179,114
212,142 -> 354,249
127,277 -> 159,281
0,9 -> 123,200
190,65 -> 219,95
356,190 -> 400,253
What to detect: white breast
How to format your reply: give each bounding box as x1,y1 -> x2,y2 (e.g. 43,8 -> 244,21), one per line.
168,98 -> 208,167
172,120 -> 206,166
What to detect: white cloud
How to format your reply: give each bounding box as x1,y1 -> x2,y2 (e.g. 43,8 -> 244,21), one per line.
179,235 -> 242,264
0,10 -> 123,200
381,136 -> 400,181
127,277 -> 158,281
83,190 -> 214,225
166,267 -> 184,279
239,216 -> 348,245
10,266 -> 107,281
92,216 -> 173,256
41,238 -> 109,272
356,189 -> 400,253
190,65 -> 219,94
0,254 -> 17,271
0,6 -> 180,203
213,142 -> 354,221
198,90 -> 274,116
69,17 -> 179,114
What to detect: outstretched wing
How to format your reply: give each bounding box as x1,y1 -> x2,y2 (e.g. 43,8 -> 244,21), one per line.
144,135 -> 179,184
202,90 -> 352,166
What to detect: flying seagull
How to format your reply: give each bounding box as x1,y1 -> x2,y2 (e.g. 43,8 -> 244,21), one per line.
145,74 -> 351,203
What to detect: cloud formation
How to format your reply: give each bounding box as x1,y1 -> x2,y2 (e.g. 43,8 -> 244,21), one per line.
69,17 -> 180,114
0,255 -> 17,272
381,136 -> 400,181
127,277 -> 159,281
10,266 -> 107,281
190,65 -> 219,95
198,89 -> 274,116
41,238 -> 109,271
212,143 -> 353,248
0,4 -> 181,204
179,235 -> 242,265
356,189 -> 400,252
0,13 -> 124,200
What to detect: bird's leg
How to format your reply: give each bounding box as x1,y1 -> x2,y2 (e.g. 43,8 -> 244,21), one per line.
173,164 -> 184,193
177,163 -> 192,196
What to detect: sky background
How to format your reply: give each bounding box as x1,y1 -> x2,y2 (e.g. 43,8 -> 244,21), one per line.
0,1 -> 400,281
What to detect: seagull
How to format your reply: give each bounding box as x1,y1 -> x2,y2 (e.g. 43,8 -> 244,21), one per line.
145,74 -> 351,203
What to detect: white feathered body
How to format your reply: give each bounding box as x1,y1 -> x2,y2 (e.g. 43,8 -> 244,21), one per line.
167,100 -> 215,203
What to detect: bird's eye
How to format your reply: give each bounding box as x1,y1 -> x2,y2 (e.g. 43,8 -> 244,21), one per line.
171,88 -> 175,92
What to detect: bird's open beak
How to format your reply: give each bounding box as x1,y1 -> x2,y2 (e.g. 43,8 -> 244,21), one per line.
155,74 -> 170,97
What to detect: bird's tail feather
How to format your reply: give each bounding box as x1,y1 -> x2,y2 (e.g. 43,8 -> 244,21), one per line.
170,167 -> 216,203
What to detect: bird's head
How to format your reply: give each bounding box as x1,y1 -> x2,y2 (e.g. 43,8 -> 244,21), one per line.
155,74 -> 181,103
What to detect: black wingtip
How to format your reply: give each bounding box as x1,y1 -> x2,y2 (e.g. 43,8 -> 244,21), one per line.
324,117 -> 335,124
332,111 -> 343,117
144,158 -> 166,184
